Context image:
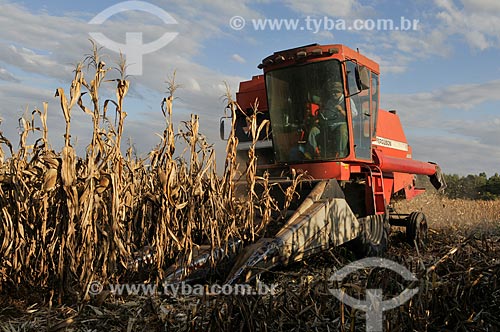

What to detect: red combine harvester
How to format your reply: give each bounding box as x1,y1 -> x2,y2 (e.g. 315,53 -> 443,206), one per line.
166,44 -> 446,284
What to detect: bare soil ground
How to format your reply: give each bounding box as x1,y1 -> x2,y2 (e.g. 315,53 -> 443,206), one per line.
1,193 -> 498,332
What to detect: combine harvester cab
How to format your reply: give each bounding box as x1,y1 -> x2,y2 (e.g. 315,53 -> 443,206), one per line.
166,44 -> 446,285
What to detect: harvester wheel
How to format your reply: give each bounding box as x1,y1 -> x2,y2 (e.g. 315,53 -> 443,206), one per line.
350,214 -> 389,258
406,212 -> 428,248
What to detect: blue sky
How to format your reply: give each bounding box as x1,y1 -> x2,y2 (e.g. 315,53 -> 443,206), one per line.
0,0 -> 499,175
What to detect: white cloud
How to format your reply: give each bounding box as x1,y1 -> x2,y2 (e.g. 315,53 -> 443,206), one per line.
384,80 -> 500,117
435,0 -> 500,50
339,0 -> 500,75
382,80 -> 500,174
283,0 -> 372,18
0,68 -> 19,82
442,118 -> 500,146
1,45 -> 74,78
462,0 -> 500,12
0,1 -> 257,164
353,23 -> 450,74
232,54 -> 246,64
187,77 -> 202,91
356,47 -> 414,74
409,134 -> 500,175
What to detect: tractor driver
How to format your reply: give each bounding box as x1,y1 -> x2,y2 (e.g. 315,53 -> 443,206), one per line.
307,80 -> 357,158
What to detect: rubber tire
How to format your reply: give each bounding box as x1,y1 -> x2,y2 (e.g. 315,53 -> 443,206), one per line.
350,214 -> 390,258
406,212 -> 428,248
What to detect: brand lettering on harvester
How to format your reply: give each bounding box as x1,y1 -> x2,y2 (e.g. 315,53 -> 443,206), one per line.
373,136 -> 409,152
376,137 -> 392,147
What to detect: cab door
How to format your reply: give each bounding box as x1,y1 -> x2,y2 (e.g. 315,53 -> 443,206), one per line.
346,61 -> 372,160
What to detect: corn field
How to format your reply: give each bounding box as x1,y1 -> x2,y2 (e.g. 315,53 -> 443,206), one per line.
0,46 -> 499,331
0,44 -> 292,304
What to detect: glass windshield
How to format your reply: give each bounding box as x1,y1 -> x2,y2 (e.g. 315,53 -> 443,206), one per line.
266,59 -> 349,163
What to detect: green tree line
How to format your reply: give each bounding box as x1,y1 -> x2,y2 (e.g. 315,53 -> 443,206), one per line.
443,173 -> 500,200
416,173 -> 500,200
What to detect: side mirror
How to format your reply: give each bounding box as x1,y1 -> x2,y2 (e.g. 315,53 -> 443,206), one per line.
219,116 -> 231,140
356,66 -> 370,91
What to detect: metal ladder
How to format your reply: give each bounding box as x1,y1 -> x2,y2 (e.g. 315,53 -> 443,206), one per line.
368,166 -> 387,214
